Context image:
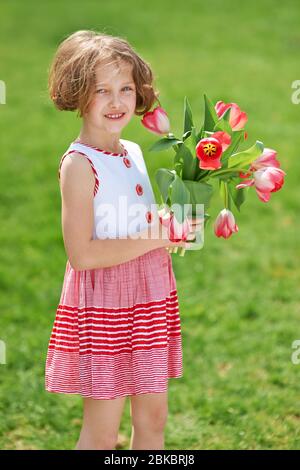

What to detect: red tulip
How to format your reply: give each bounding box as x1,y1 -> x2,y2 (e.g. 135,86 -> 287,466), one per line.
196,137 -> 223,170
236,166 -> 286,202
141,106 -> 170,135
214,209 -> 239,239
211,131 -> 231,151
215,101 -> 248,131
239,170 -> 253,179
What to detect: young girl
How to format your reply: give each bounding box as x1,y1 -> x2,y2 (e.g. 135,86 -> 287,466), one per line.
44,30 -> 198,451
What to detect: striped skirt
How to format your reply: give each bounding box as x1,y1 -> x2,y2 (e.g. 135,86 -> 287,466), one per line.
44,246 -> 183,400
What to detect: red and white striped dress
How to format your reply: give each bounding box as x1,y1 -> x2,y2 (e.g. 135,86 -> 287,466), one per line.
45,139 -> 183,400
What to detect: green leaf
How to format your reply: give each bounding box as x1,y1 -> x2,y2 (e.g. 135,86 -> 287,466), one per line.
228,140 -> 264,169
220,106 -> 232,122
178,127 -> 201,181
213,118 -> 232,135
183,96 -> 194,135
189,126 -> 208,181
182,130 -> 191,141
216,130 -> 245,170
183,126 -> 197,154
182,180 -> 214,216
155,168 -> 176,202
170,175 -> 191,223
203,94 -> 219,132
196,169 -> 211,181
204,213 -> 211,228
174,161 -> 183,176
197,125 -> 204,140
149,137 -> 182,152
175,143 -> 195,180
228,178 -> 248,211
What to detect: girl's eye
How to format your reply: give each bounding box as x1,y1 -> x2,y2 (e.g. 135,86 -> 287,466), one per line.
96,87 -> 134,94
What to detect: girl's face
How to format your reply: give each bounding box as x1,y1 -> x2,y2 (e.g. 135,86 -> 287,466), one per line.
84,61 -> 137,134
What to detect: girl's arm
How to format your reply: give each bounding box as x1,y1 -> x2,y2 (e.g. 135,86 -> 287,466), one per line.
60,153 -> 187,271
83,223 -> 175,270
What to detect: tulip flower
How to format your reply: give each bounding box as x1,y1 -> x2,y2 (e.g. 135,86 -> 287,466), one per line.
236,166 -> 286,202
168,213 -> 191,242
144,94 -> 286,254
249,147 -> 281,171
215,101 -> 248,131
214,208 -> 239,239
141,106 -> 171,135
239,170 -> 253,179
158,206 -> 172,227
211,131 -> 231,151
158,207 -> 191,242
239,147 -> 281,179
196,137 -> 223,170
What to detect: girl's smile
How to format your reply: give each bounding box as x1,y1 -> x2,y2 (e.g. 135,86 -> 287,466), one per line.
104,112 -> 126,120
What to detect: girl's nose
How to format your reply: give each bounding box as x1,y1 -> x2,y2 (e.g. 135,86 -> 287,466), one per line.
110,94 -> 122,107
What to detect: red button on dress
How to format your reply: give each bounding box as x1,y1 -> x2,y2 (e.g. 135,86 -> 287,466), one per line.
136,184 -> 143,196
123,157 -> 131,168
145,211 -> 153,223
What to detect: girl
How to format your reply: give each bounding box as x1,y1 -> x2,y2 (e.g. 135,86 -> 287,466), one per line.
45,30 -> 198,450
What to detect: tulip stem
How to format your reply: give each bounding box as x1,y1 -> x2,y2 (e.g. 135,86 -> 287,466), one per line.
224,181 -> 229,209
198,167 -> 250,183
209,167 -> 250,178
196,170 -> 211,181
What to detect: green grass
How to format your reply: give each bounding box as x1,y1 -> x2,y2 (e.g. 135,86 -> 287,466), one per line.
0,0 -> 300,450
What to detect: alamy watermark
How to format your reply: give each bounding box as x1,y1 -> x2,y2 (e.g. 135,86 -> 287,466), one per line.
291,340 -> 300,365
0,80 -> 6,104
93,199 -> 205,248
0,340 -> 6,364
291,80 -> 300,104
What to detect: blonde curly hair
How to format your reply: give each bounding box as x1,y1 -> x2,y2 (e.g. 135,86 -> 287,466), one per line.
48,29 -> 161,118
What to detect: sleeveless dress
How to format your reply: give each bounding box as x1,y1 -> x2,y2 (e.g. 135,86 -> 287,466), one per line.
44,138 -> 183,400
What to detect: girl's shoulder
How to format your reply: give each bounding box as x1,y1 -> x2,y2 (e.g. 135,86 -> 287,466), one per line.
58,147 -> 100,197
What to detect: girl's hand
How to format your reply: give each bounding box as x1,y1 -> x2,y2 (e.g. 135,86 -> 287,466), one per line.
157,215 -> 203,249
186,216 -> 203,241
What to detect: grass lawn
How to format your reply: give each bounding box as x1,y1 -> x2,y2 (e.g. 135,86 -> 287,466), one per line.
0,0 -> 299,450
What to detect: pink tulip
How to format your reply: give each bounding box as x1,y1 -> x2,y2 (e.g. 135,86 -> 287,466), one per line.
158,206 -> 171,227
141,106 -> 171,135
158,208 -> 191,242
239,148 -> 281,179
168,213 -> 191,242
215,101 -> 248,131
211,131 -> 231,151
249,148 -> 281,172
214,208 -> 239,239
236,166 -> 286,202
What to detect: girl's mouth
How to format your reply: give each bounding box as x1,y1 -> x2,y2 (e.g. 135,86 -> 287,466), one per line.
104,113 -> 126,120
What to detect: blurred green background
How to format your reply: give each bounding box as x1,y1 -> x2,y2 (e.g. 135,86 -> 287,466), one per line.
0,0 -> 299,450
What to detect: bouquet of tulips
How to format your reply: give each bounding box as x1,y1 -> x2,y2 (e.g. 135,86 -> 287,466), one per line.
141,95 -> 286,256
